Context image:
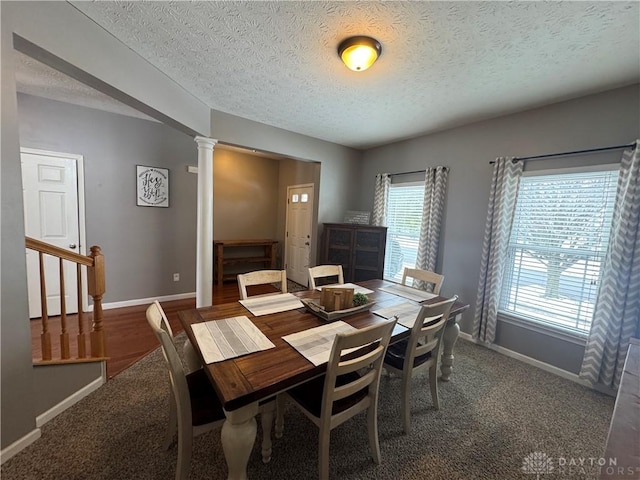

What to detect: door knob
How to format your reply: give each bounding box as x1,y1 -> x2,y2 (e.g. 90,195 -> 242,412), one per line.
305,242 -> 310,246
69,244 -> 77,249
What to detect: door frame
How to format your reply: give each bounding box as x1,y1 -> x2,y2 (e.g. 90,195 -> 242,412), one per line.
284,183 -> 315,285
21,147 -> 89,308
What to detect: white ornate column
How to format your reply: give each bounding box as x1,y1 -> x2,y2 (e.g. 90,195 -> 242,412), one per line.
194,136 -> 217,307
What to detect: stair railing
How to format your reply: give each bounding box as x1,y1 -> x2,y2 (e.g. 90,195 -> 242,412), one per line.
25,237 -> 106,362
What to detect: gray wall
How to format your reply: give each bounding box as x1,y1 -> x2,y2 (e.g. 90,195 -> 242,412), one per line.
211,111 -> 362,271
6,2 -> 211,136
1,1 -> 362,449
18,94 -> 199,303
211,111 -> 363,229
359,84 -> 640,374
33,363 -> 103,417
1,5 -> 38,449
7,0 -> 631,454
20,95 -> 319,301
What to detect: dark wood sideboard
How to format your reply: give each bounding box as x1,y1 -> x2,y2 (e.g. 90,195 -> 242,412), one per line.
320,223 -> 387,283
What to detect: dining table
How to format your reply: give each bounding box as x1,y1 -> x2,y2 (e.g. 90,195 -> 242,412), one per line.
178,278 -> 469,480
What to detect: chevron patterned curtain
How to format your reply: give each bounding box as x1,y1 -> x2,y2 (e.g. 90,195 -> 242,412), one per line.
414,167 -> 449,290
473,157 -> 523,343
372,173 -> 391,226
580,142 -> 640,389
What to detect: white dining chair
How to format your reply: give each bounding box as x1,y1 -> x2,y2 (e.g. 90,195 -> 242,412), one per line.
278,320 -> 396,480
308,264 -> 344,289
237,269 -> 287,300
401,267 -> 444,294
383,295 -> 457,433
146,302 -> 275,479
152,300 -> 201,373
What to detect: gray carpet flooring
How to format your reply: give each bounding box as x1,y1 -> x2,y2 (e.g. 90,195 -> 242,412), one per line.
2,338 -> 614,480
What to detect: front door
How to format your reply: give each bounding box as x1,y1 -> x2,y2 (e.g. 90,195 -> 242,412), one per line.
21,149 -> 82,318
285,184 -> 314,286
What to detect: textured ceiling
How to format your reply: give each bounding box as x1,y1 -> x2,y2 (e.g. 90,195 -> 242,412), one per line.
14,52 -> 157,122
16,1 -> 640,149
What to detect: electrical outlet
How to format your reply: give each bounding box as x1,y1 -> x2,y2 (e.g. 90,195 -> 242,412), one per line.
173,273 -> 180,282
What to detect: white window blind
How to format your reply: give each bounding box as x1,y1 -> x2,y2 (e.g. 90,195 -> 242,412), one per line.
500,169 -> 618,333
384,183 -> 424,281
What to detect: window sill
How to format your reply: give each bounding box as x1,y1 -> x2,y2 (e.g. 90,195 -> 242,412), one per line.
497,311 -> 588,346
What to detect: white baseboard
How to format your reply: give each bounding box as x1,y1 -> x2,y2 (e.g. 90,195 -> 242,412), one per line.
457,333 -> 616,397
86,292 -> 196,311
458,331 -> 474,342
1,370 -> 106,463
0,428 -> 41,465
36,375 -> 105,428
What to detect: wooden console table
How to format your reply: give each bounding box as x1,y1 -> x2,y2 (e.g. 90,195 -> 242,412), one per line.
214,239 -> 278,287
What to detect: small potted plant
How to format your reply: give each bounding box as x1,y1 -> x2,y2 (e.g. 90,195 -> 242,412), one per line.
352,292 -> 370,307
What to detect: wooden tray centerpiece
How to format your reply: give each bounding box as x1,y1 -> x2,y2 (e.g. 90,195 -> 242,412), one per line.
301,287 -> 375,321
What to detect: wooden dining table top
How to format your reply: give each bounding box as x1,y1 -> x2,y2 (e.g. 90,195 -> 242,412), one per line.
178,278 -> 469,412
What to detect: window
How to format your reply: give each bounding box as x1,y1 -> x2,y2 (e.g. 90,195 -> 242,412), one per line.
500,169 -> 618,334
383,182 -> 424,281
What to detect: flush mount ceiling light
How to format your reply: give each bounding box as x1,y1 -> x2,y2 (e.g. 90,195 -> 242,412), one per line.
338,36 -> 382,72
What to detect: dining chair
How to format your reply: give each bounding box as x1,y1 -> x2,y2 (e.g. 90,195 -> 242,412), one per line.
383,295 -> 457,434
237,269 -> 287,300
401,267 -> 444,294
279,320 -> 396,480
308,264 -> 344,289
146,302 -> 275,480
152,300 -> 201,373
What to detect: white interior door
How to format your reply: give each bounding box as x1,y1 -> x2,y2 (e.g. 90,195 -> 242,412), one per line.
285,184 -> 314,286
22,150 -> 82,318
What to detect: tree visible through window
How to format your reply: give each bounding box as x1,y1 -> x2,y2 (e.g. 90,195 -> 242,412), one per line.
383,182 -> 424,281
500,169 -> 618,333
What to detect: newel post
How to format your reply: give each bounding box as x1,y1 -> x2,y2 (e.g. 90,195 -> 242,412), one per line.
88,245 -> 106,357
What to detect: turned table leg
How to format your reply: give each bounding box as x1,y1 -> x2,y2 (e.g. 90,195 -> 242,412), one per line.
222,402 -> 259,480
440,315 -> 461,382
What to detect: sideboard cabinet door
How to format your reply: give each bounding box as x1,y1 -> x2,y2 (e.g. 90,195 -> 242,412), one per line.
321,223 -> 387,282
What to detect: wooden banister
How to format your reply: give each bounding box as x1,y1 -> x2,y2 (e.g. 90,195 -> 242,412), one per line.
26,237 -> 107,364
26,237 -> 93,266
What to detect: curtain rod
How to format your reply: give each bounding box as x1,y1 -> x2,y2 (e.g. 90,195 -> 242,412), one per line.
489,143 -> 636,164
390,166 -> 449,176
390,169 -> 424,176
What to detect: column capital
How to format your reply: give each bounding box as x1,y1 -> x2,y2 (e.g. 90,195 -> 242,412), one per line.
194,136 -> 218,149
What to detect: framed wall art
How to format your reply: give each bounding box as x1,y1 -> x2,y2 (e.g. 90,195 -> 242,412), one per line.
136,165 -> 169,207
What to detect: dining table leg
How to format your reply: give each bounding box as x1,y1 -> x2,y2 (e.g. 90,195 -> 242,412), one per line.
222,402 -> 259,480
440,315 -> 461,382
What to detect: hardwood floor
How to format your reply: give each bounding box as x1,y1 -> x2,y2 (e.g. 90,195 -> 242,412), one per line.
30,282 -> 276,379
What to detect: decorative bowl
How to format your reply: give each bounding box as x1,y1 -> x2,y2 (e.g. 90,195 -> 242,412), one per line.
300,298 -> 375,322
